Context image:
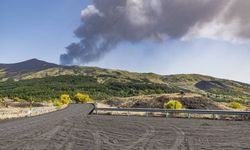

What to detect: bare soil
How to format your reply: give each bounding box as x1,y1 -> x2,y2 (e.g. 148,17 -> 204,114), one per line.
0,104 -> 249,150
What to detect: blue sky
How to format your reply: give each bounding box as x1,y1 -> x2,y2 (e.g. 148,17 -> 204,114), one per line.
1,0 -> 250,83
0,0 -> 91,63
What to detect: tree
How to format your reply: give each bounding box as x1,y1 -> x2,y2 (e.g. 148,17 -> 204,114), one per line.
60,94 -> 71,105
164,100 -> 183,110
74,92 -> 93,103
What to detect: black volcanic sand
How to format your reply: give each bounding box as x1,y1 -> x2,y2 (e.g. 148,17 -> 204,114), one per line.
0,104 -> 249,150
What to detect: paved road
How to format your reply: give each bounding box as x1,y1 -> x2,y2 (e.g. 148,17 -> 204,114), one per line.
0,104 -> 249,150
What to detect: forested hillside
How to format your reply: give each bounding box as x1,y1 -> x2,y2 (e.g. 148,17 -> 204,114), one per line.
1,59 -> 250,103
0,75 -> 179,101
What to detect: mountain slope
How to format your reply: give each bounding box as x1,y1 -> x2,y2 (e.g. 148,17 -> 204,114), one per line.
162,74 -> 250,102
0,59 -> 250,103
0,59 -> 59,80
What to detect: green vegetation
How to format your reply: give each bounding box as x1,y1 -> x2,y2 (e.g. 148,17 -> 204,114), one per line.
163,74 -> 250,103
1,60 -> 250,104
13,97 -> 21,102
53,100 -> 63,109
47,100 -> 53,103
60,94 -> 71,104
52,94 -> 71,109
164,100 -> 183,109
228,102 -> 243,109
0,75 -> 179,101
0,69 -> 5,78
74,92 -> 93,103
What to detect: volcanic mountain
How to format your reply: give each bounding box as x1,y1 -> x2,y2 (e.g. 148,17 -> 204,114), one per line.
0,59 -> 250,105
0,59 -> 59,80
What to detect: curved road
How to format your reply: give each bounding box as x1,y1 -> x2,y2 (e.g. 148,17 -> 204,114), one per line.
0,104 -> 250,150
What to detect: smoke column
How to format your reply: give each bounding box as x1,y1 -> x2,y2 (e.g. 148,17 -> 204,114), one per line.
60,0 -> 250,65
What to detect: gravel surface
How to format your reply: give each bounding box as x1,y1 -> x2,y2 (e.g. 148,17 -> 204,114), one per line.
0,104 -> 249,150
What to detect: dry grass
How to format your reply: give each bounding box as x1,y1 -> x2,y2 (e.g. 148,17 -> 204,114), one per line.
0,102 -> 67,120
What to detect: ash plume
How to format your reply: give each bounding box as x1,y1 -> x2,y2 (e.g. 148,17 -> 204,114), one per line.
60,0 -> 250,65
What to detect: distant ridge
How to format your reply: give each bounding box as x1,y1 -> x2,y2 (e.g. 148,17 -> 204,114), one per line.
0,58 -> 59,79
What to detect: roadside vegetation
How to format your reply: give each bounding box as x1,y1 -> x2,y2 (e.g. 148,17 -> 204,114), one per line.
61,94 -> 71,105
228,102 -> 244,109
53,100 -> 63,109
52,94 -> 71,109
164,100 -> 183,109
74,92 -> 93,103
52,93 -> 93,109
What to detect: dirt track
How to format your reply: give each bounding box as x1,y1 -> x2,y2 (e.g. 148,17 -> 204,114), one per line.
0,104 -> 249,150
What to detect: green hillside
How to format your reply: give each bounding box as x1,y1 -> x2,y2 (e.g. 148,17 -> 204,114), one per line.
0,75 -> 179,101
0,59 -> 250,103
163,74 -> 250,103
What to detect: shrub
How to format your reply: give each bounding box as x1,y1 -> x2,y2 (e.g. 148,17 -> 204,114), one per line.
47,100 -> 53,103
229,102 -> 242,109
179,91 -> 185,96
13,97 -> 21,102
60,94 -> 71,105
53,100 -> 62,109
74,92 -> 93,103
164,100 -> 183,109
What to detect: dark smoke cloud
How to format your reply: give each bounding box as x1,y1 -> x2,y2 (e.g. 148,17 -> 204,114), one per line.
223,0 -> 250,38
60,0 -> 250,65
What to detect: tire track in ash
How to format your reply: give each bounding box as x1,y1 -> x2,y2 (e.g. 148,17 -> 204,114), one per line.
70,113 -> 99,149
169,124 -> 186,150
87,116 -> 153,150
16,117 -> 74,150
100,132 -> 125,150
1,117 -> 69,150
84,116 -> 102,150
88,115 -> 185,150
87,116 -> 144,150
78,105 -> 104,150
86,116 -> 123,150
23,107 -> 95,150
0,104 -> 94,150
54,118 -> 77,150
124,121 -> 156,150
55,107 -> 96,150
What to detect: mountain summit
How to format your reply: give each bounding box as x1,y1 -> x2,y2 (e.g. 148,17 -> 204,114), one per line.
0,59 -> 59,79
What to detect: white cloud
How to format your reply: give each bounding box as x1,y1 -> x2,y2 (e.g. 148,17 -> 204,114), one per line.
81,5 -> 103,19
184,0 -> 250,44
184,19 -> 245,44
